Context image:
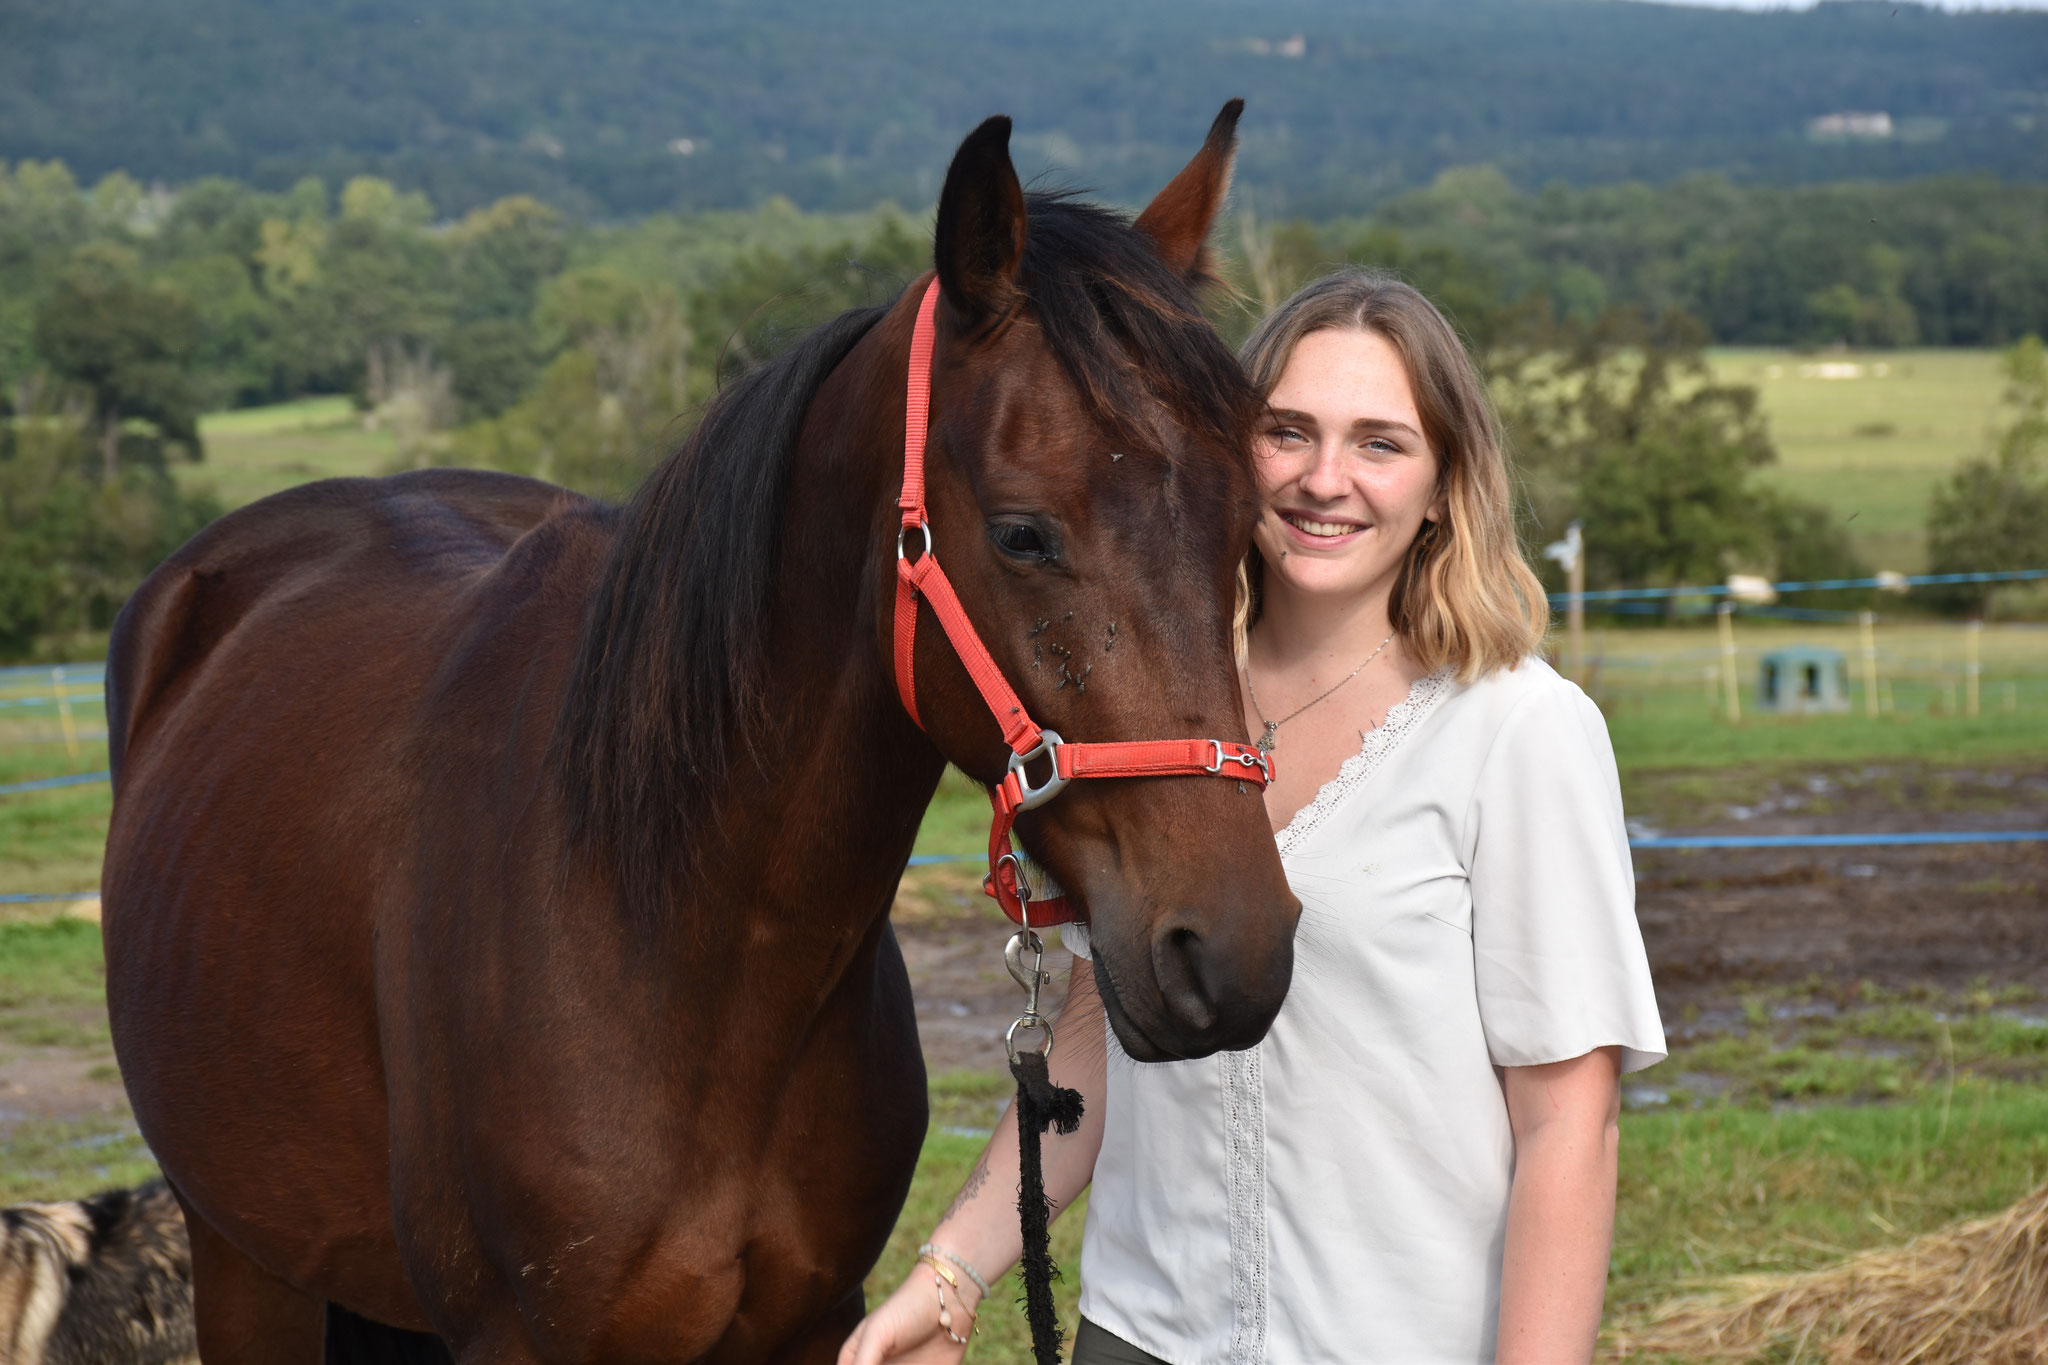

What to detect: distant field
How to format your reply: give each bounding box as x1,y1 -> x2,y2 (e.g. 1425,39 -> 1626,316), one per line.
176,348 -> 2010,559
1584,616 -> 2048,771
1707,347 -> 2007,575
181,396 -> 399,510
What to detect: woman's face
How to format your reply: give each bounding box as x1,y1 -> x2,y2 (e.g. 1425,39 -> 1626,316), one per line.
1251,326 -> 1446,608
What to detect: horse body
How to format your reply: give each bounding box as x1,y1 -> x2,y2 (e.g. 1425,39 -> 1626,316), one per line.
102,107 -> 1297,1363
109,419 -> 934,1358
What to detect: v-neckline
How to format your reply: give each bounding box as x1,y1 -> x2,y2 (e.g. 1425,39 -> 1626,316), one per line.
1271,668 -> 1456,855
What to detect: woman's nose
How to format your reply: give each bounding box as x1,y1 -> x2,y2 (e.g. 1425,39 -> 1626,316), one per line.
1296,441 -> 1349,500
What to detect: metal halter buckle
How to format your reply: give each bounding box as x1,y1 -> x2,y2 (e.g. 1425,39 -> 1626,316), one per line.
1006,729 -> 1071,811
896,519 -> 932,561
1205,739 -> 1271,785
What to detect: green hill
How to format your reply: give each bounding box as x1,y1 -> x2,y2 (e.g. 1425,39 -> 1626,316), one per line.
2,0 -> 2044,217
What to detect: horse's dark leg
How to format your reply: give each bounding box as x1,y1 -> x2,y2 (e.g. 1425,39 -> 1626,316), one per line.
175,1189 -> 327,1363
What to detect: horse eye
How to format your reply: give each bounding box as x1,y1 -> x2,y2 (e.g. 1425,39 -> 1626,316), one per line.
988,521 -> 1052,562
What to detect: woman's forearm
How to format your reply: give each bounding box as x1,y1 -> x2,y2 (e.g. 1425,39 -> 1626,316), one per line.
924,956 -> 1109,1308
1495,1048 -> 1621,1365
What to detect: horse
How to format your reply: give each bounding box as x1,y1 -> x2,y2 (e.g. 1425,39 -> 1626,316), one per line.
99,104 -> 1299,1363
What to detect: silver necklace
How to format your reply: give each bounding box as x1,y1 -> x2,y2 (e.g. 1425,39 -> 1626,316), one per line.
1246,633 -> 1396,755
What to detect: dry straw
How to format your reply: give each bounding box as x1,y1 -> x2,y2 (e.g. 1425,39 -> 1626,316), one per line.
1611,1181 -> 2048,1364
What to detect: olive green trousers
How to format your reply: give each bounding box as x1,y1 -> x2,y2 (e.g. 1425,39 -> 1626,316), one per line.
1070,1317 -> 1170,1365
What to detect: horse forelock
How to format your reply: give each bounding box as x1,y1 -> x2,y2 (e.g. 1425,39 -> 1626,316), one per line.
1015,192 -> 1259,502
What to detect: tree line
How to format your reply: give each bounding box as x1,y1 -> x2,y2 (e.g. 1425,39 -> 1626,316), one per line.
5,0 -> 2045,218
2,161 -> 2042,656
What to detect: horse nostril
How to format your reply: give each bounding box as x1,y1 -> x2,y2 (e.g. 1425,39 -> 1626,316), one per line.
1151,925 -> 1221,1035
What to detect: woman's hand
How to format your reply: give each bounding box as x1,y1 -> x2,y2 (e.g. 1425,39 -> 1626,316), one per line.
837,1268 -> 979,1365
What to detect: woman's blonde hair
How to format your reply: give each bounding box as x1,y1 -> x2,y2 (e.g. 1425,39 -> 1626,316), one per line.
1234,268 -> 1548,680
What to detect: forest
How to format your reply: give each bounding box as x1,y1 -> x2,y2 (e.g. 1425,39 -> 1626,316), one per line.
2,0 -> 2044,217
4,154 -> 2046,658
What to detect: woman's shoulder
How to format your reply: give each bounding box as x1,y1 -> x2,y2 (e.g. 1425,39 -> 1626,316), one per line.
1443,653 -> 1598,732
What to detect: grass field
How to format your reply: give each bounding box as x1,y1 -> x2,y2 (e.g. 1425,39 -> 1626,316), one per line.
180,396 -> 400,510
162,346 -> 2014,572
0,666 -> 109,903
1584,616 -> 2048,772
1707,347 -> 2008,575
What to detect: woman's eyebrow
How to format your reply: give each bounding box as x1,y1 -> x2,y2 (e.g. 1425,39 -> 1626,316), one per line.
1353,416 -> 1423,440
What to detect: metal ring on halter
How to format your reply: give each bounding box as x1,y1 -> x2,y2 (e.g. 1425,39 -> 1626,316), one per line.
995,849 -> 1030,908
1006,1013 -> 1055,1064
896,519 -> 932,561
1006,729 -> 1070,811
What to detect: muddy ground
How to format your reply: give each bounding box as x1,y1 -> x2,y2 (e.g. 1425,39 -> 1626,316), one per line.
904,762 -> 2048,1072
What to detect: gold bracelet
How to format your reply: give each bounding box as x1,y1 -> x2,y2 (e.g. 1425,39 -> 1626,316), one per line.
916,1253 -> 977,1343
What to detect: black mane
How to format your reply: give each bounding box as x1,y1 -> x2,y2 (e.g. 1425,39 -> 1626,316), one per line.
553,195 -> 1254,915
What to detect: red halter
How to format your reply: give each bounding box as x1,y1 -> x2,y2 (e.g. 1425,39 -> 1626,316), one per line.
892,278 -> 1273,926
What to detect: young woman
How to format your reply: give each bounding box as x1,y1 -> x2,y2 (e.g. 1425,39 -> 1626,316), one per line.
841,269 -> 1666,1365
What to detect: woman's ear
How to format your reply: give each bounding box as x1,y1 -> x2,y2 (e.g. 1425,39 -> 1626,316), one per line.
1427,473 -> 1450,529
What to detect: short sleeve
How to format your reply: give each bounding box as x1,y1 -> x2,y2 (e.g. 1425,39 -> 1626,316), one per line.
1465,681 -> 1666,1075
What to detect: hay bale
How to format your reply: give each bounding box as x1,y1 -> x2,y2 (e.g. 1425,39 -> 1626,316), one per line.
1612,1181 -> 2048,1364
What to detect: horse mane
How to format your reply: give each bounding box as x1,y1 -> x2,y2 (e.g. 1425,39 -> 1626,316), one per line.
552,304 -> 886,910
554,194 -> 1254,918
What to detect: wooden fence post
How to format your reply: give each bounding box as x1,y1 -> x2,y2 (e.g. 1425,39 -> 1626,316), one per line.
51,666 -> 81,765
1964,619 -> 1982,718
1717,602 -> 1741,724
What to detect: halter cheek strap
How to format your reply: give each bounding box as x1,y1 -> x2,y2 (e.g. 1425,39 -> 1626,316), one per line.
891,278 -> 1272,925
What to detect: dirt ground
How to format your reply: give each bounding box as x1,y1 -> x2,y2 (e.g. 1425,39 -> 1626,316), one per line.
900,763 -> 2048,1072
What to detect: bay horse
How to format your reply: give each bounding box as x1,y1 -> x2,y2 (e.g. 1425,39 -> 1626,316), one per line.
100,105 -> 1298,1364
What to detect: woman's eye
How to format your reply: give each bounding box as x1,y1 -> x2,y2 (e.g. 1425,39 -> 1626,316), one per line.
989,522 -> 1052,561
1268,426 -> 1307,445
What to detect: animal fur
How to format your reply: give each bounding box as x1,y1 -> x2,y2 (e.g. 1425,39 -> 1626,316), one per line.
0,1181 -> 195,1365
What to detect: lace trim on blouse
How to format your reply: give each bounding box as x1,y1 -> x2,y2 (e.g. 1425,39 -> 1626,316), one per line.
1273,668 -> 1458,858
1221,1044 -> 1268,1363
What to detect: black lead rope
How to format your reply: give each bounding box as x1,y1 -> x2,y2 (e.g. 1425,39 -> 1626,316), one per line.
1010,1049 -> 1085,1365
1000,887 -> 1084,1365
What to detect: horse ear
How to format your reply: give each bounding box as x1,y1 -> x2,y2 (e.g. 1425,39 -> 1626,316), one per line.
1134,99 -> 1244,280
934,115 -> 1027,326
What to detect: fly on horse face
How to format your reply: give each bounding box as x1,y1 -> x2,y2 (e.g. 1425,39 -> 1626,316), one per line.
100,103 -> 1298,1364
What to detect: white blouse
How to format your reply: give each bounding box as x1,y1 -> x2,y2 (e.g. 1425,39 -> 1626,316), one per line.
1062,658 -> 1666,1365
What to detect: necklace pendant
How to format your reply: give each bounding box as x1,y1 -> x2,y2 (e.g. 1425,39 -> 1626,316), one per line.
1256,723 -> 1278,755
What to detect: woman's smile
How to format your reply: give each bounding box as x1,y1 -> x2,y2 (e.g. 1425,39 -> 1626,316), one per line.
1276,509 -> 1367,545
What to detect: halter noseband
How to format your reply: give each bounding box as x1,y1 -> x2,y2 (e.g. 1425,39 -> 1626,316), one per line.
892,278 -> 1273,926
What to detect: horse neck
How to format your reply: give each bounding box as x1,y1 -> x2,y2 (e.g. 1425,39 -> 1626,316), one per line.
696,305 -> 946,967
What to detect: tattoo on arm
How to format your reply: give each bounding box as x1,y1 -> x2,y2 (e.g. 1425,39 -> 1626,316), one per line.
940,1153 -> 991,1224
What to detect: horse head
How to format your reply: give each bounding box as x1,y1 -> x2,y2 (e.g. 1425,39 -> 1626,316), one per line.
899,104 -> 1299,1062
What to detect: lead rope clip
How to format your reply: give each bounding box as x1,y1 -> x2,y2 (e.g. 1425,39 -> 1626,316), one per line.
997,852 -> 1083,1364
1002,859 -> 1055,1064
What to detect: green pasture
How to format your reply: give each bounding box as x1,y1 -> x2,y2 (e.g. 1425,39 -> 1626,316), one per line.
1580,616 -> 2048,773
161,346 -> 2011,568
1707,347 -> 2007,574
180,396 -> 401,510
0,668 -> 109,903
